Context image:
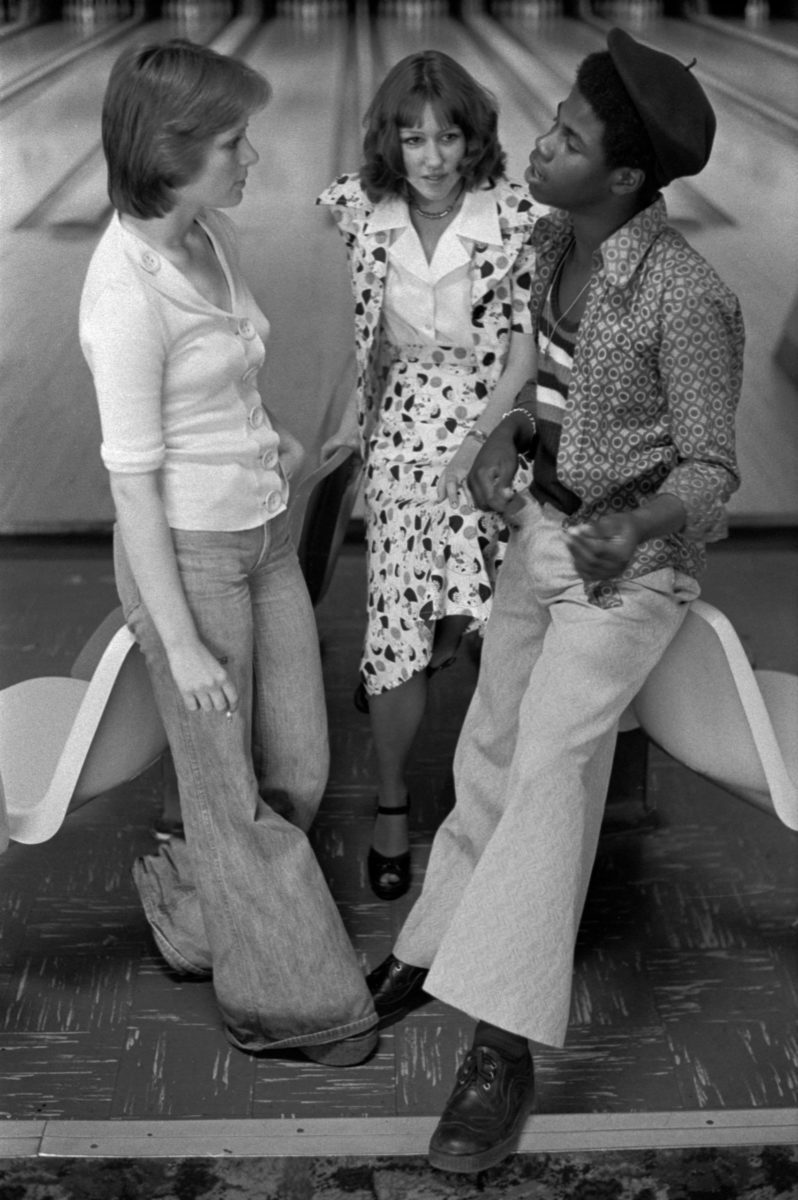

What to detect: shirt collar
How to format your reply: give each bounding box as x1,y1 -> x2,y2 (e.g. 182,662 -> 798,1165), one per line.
368,193 -> 409,234
533,196 -> 667,287
456,186 -> 503,245
368,184 -> 503,246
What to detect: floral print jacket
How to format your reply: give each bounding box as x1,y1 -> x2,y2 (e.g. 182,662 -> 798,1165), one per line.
317,173 -> 542,451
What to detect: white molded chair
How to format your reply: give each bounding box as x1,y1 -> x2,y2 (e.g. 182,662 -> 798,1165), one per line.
288,445 -> 363,608
623,598 -> 798,831
0,607 -> 168,846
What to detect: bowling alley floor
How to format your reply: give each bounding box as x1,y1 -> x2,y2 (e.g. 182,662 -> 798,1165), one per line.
0,527 -> 796,1180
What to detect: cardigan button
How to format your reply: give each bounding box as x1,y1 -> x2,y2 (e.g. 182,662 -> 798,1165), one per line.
140,250 -> 160,274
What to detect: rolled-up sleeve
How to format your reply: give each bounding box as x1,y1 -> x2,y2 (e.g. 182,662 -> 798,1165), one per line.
657,279 -> 744,541
80,282 -> 166,474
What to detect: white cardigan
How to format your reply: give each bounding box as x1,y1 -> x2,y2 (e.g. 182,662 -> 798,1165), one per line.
80,209 -> 286,531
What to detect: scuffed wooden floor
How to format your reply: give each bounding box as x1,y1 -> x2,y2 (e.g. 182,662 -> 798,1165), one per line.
0,532 -> 796,1123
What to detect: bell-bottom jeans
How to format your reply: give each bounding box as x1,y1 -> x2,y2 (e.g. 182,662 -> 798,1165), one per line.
395,497 -> 700,1048
115,515 -> 376,1052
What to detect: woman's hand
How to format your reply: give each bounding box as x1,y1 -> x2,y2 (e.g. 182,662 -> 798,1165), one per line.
437,436 -> 481,504
320,417 -> 360,462
277,427 -> 305,480
320,429 -> 360,462
167,639 -> 240,715
320,391 -> 359,462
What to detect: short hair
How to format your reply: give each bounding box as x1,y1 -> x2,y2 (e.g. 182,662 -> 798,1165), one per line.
102,39 -> 271,219
360,50 -> 506,204
576,50 -> 660,207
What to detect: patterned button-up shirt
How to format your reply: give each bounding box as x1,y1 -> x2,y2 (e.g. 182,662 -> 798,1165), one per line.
518,198 -> 743,587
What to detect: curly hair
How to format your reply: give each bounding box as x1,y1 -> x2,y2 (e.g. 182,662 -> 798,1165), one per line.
360,50 -> 506,204
102,39 -> 271,219
576,50 -> 660,205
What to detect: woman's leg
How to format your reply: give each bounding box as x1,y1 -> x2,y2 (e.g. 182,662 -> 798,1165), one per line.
429,613 -> 472,671
368,613 -> 474,900
369,670 -> 426,860
370,613 -> 472,851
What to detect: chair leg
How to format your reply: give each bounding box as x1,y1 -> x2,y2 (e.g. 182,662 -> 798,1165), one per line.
603,729 -> 653,833
155,750 -> 184,838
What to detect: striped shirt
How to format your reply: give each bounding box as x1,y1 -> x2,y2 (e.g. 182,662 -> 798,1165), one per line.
529,261 -> 580,517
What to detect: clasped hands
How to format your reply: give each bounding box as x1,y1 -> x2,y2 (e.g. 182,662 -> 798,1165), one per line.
466,428 -> 638,583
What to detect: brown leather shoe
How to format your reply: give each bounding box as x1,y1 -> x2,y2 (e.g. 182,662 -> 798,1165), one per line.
428,1043 -> 535,1173
366,954 -> 430,1029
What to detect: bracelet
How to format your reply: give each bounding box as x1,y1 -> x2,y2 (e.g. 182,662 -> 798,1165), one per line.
465,426 -> 489,444
502,407 -> 536,429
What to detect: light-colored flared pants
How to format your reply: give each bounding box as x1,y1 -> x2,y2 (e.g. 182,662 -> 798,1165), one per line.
395,498 -> 699,1047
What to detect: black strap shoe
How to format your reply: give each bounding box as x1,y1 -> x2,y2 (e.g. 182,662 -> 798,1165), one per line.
428,1043 -> 535,1174
366,953 -> 430,1030
367,801 -> 411,901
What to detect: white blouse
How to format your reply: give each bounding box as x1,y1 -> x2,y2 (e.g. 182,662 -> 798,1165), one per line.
372,187 -> 505,348
80,210 -> 286,532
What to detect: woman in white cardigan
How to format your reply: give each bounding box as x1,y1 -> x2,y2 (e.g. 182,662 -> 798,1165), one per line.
80,39 -> 377,1065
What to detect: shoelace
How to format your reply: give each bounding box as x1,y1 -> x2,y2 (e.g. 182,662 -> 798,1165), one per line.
456,1046 -> 499,1093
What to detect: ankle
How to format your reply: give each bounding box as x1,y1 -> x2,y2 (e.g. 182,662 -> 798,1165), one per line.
371,799 -> 410,858
376,789 -> 409,813
473,1021 -> 529,1060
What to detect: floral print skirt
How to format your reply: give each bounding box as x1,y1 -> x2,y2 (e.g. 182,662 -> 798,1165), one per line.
361,343 -> 514,697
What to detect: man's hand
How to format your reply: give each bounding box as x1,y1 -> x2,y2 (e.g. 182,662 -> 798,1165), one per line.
467,423 -> 521,512
567,494 -> 688,582
566,513 -> 639,581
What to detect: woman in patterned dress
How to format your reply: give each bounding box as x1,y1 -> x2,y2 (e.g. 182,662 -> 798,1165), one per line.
318,51 -> 544,900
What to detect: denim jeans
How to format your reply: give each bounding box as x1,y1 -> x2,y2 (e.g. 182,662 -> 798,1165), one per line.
395,497 -> 700,1048
115,515 -> 376,1051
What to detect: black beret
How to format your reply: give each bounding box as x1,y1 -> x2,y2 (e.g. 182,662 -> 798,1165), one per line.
607,27 -> 716,186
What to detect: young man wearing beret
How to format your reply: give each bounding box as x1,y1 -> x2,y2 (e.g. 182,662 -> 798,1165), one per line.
363,29 -> 744,1174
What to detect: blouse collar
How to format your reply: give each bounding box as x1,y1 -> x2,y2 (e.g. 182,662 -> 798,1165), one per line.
368,184 -> 503,246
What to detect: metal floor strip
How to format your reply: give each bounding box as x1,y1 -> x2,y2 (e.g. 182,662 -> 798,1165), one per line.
1,1109 -> 795,1159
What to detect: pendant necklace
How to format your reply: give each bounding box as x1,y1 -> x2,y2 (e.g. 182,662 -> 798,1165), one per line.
542,239 -> 591,357
412,180 -> 465,220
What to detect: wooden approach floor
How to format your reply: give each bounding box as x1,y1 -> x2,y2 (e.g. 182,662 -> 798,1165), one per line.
0,531 -> 796,1159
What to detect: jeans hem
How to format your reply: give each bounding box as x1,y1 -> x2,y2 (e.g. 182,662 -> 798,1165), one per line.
150,924 -> 213,977
224,1013 -> 379,1054
133,861 -> 213,977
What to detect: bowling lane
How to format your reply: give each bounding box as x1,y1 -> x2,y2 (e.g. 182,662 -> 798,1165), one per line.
0,20 -> 97,89
224,16 -> 360,462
